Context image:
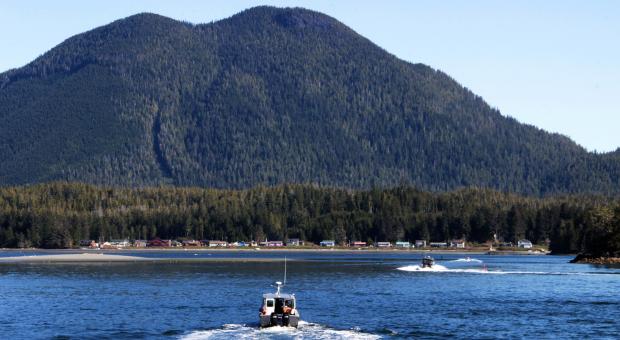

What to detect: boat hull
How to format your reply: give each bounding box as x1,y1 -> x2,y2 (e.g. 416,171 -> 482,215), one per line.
260,313 -> 299,328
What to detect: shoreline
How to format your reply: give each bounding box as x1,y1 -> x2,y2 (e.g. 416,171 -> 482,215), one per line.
0,247 -> 548,255
0,253 -> 308,263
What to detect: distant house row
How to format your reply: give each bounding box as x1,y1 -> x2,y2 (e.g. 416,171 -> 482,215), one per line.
498,240 -> 533,249
320,239 -> 467,248
79,238 -> 306,249
79,238 -> 535,249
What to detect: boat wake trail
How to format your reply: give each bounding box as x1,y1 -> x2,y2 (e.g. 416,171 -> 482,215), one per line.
179,321 -> 381,339
450,258 -> 483,263
396,265 -> 615,276
396,264 -> 489,274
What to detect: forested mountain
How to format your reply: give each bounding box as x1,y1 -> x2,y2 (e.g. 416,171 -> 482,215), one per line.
1,6 -> 619,195
0,182 -> 619,255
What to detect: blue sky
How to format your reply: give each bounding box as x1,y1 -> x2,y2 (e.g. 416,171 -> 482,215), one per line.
1,0 -> 618,152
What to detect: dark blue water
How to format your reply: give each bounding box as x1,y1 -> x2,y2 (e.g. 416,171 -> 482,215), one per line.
0,251 -> 618,339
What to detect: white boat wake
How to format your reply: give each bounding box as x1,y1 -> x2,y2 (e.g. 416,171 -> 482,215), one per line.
180,321 -> 381,339
396,265 -> 613,276
396,264 -> 448,272
396,264 -> 490,274
450,258 -> 483,263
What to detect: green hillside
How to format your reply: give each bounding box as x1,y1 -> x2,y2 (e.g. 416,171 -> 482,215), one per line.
0,182 -> 618,256
1,7 -> 618,195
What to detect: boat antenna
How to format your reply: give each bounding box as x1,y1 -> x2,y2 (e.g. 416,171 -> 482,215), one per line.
274,257 -> 287,296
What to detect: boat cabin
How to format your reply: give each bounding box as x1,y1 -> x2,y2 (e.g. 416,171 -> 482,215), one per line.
262,293 -> 296,315
259,282 -> 300,328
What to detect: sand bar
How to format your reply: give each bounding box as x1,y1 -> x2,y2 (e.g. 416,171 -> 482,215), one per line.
0,253 -> 303,263
0,253 -> 152,263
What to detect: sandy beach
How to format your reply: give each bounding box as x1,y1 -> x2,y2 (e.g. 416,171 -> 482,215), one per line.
0,253 -> 153,263
0,252 -> 306,263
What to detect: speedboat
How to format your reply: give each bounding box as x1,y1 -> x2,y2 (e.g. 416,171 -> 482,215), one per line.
421,255 -> 435,268
259,281 -> 300,328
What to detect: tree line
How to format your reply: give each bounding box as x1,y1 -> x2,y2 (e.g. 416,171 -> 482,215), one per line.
0,182 -> 618,256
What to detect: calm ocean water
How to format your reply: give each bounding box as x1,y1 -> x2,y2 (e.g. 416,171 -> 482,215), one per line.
0,250 -> 618,339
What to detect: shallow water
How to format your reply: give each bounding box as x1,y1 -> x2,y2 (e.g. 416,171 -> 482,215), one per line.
0,251 -> 618,339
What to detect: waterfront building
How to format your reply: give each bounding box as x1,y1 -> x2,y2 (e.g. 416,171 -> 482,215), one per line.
320,240 -> 335,247
286,238 -> 303,246
450,239 -> 466,248
133,240 -> 147,248
147,238 -> 172,247
182,240 -> 201,247
208,240 -> 228,247
395,241 -> 411,248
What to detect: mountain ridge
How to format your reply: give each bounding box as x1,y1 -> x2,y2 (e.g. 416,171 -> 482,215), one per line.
1,6 -> 618,195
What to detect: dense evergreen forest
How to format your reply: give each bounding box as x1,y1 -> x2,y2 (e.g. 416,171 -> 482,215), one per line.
0,182 -> 618,256
1,7 -> 619,195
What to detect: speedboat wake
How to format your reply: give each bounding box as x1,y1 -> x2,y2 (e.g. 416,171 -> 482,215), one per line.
180,321 -> 381,339
396,264 -> 489,274
450,258 -> 483,263
396,266 -> 615,276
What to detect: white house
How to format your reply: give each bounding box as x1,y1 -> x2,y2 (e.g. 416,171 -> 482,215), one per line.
450,239 -> 466,248
320,240 -> 335,247
395,241 -> 410,248
376,241 -> 392,248
108,239 -> 130,248
267,240 -> 284,247
208,240 -> 228,247
286,238 -> 303,246
415,240 -> 427,248
518,239 -> 533,249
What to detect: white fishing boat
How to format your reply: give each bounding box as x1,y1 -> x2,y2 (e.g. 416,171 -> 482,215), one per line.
258,259 -> 300,328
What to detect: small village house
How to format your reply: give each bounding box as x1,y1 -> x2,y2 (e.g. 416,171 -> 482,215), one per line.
395,241 -> 411,248
110,239 -> 130,248
267,240 -> 284,247
133,240 -> 147,248
350,241 -> 367,247
182,240 -> 201,247
208,240 -> 228,247
286,238 -> 303,246
450,239 -> 466,248
376,241 -> 392,248
147,238 -> 171,247
415,240 -> 427,248
320,240 -> 335,247
518,239 -> 533,249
